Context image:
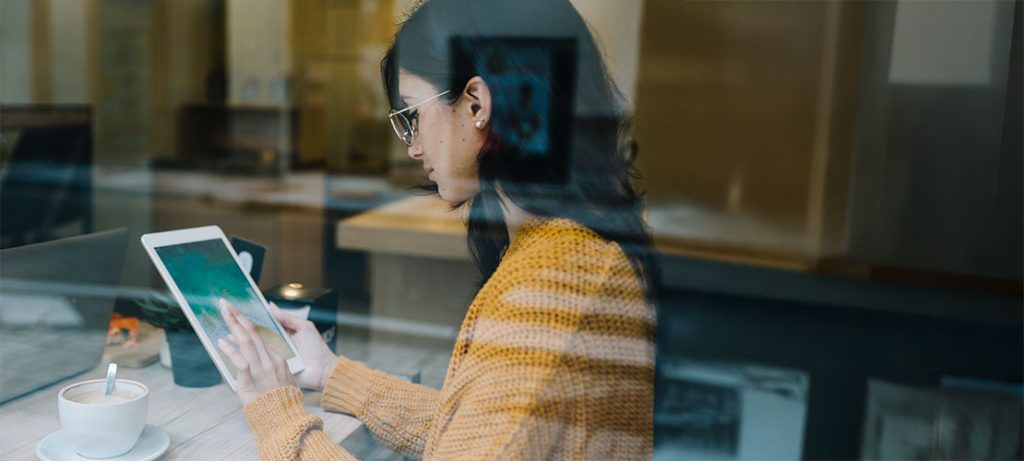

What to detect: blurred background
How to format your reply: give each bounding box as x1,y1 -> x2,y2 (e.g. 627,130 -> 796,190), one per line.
1,0 -> 1021,459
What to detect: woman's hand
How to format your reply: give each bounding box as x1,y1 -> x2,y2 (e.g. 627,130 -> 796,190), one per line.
266,301 -> 338,391
217,300 -> 298,404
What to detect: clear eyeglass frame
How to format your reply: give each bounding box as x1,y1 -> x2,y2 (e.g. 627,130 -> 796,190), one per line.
387,90 -> 452,146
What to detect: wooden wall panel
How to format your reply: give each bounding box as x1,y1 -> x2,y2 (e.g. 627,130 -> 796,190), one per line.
635,1 -> 856,235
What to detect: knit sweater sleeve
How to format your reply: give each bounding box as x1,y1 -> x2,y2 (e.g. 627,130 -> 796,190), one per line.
320,355 -> 443,458
244,386 -> 358,461
426,323 -> 580,459
423,241 -> 617,460
243,355 -> 444,461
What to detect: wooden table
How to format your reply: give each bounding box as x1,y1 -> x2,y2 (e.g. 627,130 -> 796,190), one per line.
336,195 -> 819,271
335,195 -> 477,347
334,195 -> 822,344
0,362 -> 362,460
336,194 -> 470,262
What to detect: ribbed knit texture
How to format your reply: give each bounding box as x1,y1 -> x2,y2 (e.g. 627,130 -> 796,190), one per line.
244,217 -> 656,460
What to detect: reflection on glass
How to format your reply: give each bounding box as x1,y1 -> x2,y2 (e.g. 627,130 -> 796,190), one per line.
0,0 -> 1018,459
0,229 -> 127,403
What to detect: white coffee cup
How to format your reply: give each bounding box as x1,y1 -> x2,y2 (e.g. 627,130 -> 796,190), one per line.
58,378 -> 149,458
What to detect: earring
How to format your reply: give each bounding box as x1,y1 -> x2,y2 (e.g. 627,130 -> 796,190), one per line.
475,119 -> 485,129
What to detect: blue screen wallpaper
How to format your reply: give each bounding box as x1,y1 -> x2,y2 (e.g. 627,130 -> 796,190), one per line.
156,239 -> 294,378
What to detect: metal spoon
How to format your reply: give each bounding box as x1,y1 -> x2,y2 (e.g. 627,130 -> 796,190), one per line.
104,363 -> 118,396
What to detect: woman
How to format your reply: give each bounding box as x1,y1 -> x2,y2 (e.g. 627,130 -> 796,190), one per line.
218,0 -> 658,459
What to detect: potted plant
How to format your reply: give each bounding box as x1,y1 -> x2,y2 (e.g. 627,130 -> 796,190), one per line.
135,292 -> 221,387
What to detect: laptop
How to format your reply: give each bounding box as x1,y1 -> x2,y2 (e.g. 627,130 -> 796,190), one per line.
0,228 -> 128,404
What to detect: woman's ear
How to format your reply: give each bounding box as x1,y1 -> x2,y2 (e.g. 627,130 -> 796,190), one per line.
463,76 -> 491,129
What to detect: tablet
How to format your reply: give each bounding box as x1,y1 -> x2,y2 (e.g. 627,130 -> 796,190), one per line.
141,226 -> 304,390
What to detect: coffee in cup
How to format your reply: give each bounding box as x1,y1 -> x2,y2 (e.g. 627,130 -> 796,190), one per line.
58,378 -> 148,458
67,387 -> 142,405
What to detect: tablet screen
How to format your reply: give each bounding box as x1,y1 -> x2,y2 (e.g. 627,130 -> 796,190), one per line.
155,239 -> 294,378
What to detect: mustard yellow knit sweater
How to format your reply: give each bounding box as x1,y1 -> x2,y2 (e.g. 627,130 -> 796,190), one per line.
243,217 -> 656,460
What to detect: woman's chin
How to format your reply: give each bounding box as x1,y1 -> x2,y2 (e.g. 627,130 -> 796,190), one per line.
437,189 -> 459,205
437,186 -> 473,205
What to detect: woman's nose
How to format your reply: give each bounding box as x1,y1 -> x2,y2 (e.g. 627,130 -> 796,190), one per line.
407,143 -> 423,160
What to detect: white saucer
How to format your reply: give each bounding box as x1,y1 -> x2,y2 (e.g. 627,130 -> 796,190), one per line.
37,424 -> 170,461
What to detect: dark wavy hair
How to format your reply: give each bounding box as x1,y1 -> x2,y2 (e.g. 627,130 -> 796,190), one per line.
381,0 -> 659,302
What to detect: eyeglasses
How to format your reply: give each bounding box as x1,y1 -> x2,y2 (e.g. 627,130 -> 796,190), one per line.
387,90 -> 451,146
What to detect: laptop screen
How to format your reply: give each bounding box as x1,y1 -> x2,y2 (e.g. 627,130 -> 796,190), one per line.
0,229 -> 127,403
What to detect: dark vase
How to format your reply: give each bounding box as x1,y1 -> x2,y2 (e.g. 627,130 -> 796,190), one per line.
165,328 -> 221,387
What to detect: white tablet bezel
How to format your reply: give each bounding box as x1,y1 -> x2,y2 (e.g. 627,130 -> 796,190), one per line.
140,225 -> 304,390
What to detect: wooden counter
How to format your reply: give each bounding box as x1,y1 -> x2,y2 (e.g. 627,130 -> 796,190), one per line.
336,194 -> 470,262
334,195 -> 827,340
336,195 -> 819,271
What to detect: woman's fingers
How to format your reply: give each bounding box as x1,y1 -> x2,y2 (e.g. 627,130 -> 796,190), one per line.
269,301 -> 320,335
218,338 -> 254,391
267,347 -> 291,384
218,338 -> 249,376
269,302 -> 314,335
220,301 -> 263,369
225,303 -> 274,371
217,300 -> 295,404
268,302 -> 299,332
